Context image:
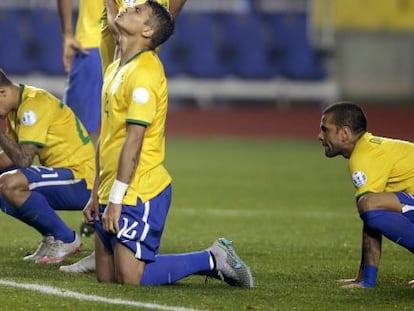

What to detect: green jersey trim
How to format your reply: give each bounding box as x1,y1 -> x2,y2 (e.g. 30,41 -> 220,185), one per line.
126,119 -> 150,127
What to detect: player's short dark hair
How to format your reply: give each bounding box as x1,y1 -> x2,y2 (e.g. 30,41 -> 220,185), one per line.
322,101 -> 367,135
146,0 -> 175,50
0,68 -> 12,87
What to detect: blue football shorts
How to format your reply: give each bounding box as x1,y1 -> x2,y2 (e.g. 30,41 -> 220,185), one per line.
63,48 -> 103,133
95,184 -> 172,262
16,165 -> 91,210
396,192 -> 414,206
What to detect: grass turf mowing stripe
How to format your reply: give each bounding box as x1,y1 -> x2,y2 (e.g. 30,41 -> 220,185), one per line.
0,279 -> 202,311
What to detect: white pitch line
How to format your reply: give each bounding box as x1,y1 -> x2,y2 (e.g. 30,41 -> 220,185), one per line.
0,279 -> 202,311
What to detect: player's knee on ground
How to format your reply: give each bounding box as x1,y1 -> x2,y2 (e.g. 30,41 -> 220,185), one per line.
115,271 -> 140,285
115,261 -> 144,285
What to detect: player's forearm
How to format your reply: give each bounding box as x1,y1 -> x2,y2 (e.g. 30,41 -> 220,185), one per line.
361,225 -> 382,267
91,140 -> 101,198
105,0 -> 120,40
170,0 -> 187,18
115,124 -> 145,184
0,131 -> 36,167
353,225 -> 382,287
57,0 -> 74,37
0,151 -> 13,171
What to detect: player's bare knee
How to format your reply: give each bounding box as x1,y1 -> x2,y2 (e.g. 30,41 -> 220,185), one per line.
357,195 -> 376,213
0,174 -> 20,201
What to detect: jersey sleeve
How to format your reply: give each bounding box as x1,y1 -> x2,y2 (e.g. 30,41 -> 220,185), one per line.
125,67 -> 157,126
17,96 -> 52,146
349,146 -> 392,197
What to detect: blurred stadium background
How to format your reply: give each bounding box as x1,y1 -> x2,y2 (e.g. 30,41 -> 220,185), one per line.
1,0 -> 414,137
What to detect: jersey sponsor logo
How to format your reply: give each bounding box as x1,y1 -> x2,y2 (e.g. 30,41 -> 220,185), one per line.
132,87 -> 150,104
21,110 -> 37,126
352,171 -> 367,188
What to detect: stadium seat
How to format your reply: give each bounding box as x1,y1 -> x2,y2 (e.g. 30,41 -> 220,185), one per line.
175,13 -> 233,78
158,28 -> 189,77
31,9 -> 65,75
0,9 -> 36,74
220,12 -> 279,79
265,13 -> 325,80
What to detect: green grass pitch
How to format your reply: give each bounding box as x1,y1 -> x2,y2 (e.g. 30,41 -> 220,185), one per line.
0,138 -> 413,310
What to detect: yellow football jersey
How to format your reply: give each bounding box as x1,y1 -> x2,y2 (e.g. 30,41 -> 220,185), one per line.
100,0 -> 170,73
75,0 -> 104,48
6,85 -> 95,189
99,50 -> 171,205
349,132 -> 414,198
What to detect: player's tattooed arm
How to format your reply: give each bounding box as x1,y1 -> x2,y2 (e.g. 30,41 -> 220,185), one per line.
0,131 -> 38,168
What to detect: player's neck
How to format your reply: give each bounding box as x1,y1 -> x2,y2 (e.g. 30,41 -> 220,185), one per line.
119,37 -> 150,65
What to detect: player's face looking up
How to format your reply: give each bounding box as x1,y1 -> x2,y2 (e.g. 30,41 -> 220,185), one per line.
115,3 -> 153,37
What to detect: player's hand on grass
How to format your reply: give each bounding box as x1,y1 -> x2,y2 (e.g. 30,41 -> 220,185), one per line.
336,278 -> 359,286
336,278 -> 364,288
408,279 -> 414,288
340,282 -> 367,289
337,278 -> 373,288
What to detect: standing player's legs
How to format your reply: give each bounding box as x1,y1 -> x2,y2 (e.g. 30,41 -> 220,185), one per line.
0,166 -> 90,263
63,49 -> 103,134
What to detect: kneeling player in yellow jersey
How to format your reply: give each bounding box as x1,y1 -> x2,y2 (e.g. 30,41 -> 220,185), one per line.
0,69 -> 95,264
60,0 -> 187,274
79,1 -> 253,287
319,102 -> 414,288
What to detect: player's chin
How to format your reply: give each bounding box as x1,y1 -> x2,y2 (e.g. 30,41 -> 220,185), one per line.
323,147 -> 334,157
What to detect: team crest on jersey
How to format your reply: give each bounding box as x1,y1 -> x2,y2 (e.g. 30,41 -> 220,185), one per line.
21,110 -> 37,126
352,171 -> 367,188
132,88 -> 150,104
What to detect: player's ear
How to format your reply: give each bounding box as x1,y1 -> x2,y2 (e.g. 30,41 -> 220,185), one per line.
142,25 -> 154,39
340,125 -> 352,141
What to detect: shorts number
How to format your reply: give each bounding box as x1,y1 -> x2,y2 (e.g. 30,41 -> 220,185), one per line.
117,218 -> 139,240
31,166 -> 58,178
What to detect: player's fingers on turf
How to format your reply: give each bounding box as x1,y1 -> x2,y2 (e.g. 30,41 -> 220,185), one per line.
336,278 -> 356,286
408,279 -> 414,288
340,282 -> 365,289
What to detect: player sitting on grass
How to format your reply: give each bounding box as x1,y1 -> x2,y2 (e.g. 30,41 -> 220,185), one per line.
318,101 -> 414,288
0,68 -> 95,264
